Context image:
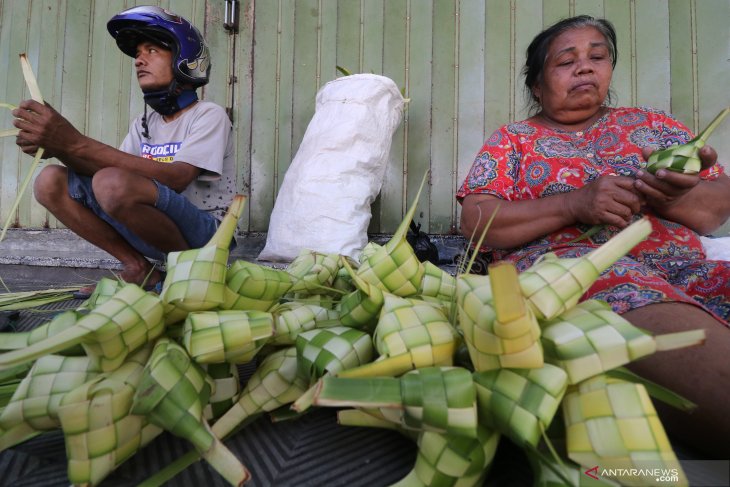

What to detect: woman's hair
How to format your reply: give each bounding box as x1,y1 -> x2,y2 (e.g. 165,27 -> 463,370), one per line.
523,15 -> 618,113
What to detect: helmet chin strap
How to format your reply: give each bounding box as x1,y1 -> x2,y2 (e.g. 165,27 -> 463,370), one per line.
140,79 -> 198,138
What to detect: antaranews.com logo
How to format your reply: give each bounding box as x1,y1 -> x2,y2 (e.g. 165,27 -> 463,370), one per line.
585,465 -> 681,483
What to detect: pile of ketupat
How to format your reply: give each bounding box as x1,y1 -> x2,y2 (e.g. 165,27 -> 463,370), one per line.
0,172 -> 706,487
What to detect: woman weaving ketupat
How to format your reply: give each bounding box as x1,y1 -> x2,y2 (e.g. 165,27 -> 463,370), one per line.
457,15 -> 730,457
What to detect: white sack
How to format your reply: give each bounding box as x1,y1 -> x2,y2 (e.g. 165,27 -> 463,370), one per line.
258,74 -> 405,262
701,236 -> 730,261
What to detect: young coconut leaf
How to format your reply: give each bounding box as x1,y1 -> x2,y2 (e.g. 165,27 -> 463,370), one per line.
418,260 -> 456,304
541,299 -> 705,385
143,347 -> 308,487
131,338 -> 250,486
356,172 -> 429,297
57,345 -> 162,486
646,107 -> 730,174
336,256 -> 385,332
212,346 -> 308,437
291,326 -> 374,412
0,309 -> 83,355
456,263 -> 543,373
473,364 -> 568,448
338,294 -> 458,379
269,301 -> 340,345
562,374 -> 688,487
519,218 -> 652,320
312,366 -> 479,439
181,310 -> 274,364
222,259 -> 293,312
202,362 -> 241,422
0,354 -> 101,452
160,194 -> 246,312
0,284 -> 165,372
390,425 -> 500,487
1,55 -> 46,243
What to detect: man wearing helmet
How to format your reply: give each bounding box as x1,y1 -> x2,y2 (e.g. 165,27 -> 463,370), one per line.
12,6 -> 235,295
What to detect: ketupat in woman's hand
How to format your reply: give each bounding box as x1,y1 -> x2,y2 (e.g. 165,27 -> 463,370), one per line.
634,145 -> 717,210
568,174 -> 645,228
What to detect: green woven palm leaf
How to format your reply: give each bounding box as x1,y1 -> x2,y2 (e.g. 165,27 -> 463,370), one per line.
0,284 -> 165,373
563,374 -> 688,487
339,294 -> 458,379
0,309 -> 82,355
456,266 -> 543,372
473,364 -> 567,448
646,107 -> 729,174
295,326 -> 373,384
131,338 -> 249,486
57,345 -> 162,486
77,277 -> 125,311
270,301 -> 340,345
541,300 -> 704,384
391,425 -> 500,487
286,249 -> 341,294
518,219 -> 651,320
222,259 -> 293,311
160,195 -> 246,312
336,256 -> 385,332
0,354 -> 101,451
419,261 -> 456,303
212,346 -> 308,438
313,366 -> 478,439
182,310 -> 274,364
356,173 -> 429,297
202,362 -> 240,422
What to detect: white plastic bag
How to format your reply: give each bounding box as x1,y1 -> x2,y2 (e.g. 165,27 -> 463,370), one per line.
701,236 -> 730,261
258,74 -> 405,262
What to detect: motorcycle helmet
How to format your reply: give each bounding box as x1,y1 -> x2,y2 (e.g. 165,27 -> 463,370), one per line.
107,6 -> 210,121
107,5 -> 210,87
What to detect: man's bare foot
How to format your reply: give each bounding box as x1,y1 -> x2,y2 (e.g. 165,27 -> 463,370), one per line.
119,262 -> 164,288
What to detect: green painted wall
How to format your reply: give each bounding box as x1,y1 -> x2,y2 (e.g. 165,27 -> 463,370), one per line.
1,0 -> 729,235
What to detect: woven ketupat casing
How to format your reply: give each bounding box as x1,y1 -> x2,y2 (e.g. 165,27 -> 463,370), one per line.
374,294 -> 457,368
57,346 -> 161,486
212,347 -> 308,438
182,310 -> 273,364
78,284 -> 165,372
357,240 -> 425,297
407,425 -> 500,486
563,374 -> 688,487
541,300 -> 655,384
223,260 -> 293,311
399,367 -> 478,439
0,354 -> 101,451
295,326 -> 373,383
161,244 -> 229,311
473,364 -> 567,447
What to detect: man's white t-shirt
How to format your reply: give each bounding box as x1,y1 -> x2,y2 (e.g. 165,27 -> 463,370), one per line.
120,101 -> 236,221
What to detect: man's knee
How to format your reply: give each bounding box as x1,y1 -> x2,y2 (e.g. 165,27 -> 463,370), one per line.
93,168 -> 155,217
33,165 -> 68,208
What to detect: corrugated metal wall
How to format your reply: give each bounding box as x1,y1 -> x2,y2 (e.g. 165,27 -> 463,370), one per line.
2,0 -> 729,236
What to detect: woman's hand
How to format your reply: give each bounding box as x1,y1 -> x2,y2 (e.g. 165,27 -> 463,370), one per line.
12,100 -> 82,158
634,146 -> 716,210
568,175 -> 645,228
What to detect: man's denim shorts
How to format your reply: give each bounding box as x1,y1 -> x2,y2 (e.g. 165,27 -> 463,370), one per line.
67,170 -> 234,262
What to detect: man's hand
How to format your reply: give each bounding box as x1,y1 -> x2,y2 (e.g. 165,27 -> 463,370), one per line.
568,175 -> 645,228
12,100 -> 82,158
634,146 -> 716,209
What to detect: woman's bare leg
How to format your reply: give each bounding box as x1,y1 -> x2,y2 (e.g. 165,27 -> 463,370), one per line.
623,302 -> 730,458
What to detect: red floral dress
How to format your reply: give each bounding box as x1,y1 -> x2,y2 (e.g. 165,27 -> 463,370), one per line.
456,106 -> 730,325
